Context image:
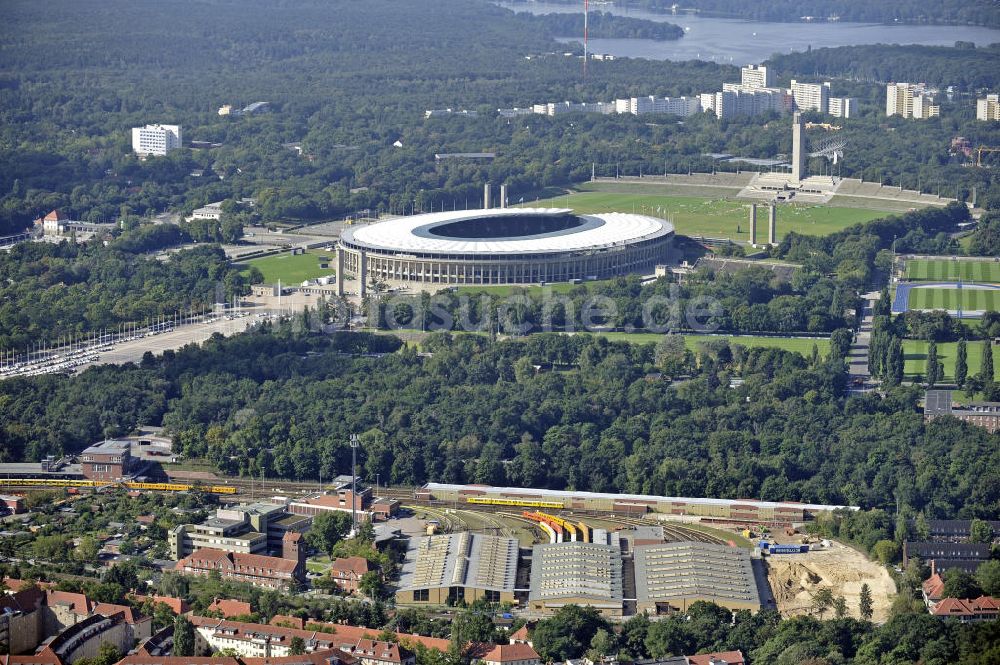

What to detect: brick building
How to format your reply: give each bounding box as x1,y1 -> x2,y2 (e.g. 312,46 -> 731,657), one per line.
176,549 -> 304,591
79,440 -> 134,481
478,644 -> 540,665
329,557 -> 371,594
924,390 -> 1000,433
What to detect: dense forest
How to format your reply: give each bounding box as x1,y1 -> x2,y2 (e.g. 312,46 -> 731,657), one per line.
1,323 -> 997,521
766,43 -> 1000,90
0,238 -> 252,350
2,0 -> 999,238
507,0 -> 1000,28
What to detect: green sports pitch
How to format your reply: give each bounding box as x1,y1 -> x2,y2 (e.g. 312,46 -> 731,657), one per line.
525,192 -> 886,242
588,332 -> 829,356
907,287 -> 1000,313
903,340 -> 1000,381
904,259 -> 1000,283
238,250 -> 336,284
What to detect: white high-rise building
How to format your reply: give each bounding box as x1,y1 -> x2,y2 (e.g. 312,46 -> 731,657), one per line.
977,94 -> 1000,121
131,124 -> 182,156
699,93 -> 717,114
614,96 -> 701,117
741,64 -> 774,90
912,94 -> 940,119
828,97 -> 856,119
790,80 -> 831,113
711,88 -> 789,119
886,83 -> 939,119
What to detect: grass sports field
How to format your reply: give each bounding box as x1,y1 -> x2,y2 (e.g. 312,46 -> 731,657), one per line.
525,191 -> 886,242
238,250 -> 335,283
908,287 -> 1000,313
587,332 -> 829,356
903,340 -> 1000,381
904,259 -> 1000,283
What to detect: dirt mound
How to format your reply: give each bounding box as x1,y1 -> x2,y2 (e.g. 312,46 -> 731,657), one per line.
765,543 -> 896,622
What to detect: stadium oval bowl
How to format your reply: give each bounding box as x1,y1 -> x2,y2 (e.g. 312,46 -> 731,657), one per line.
338,208 -> 674,285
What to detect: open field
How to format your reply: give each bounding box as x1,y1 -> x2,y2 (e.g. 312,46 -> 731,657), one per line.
908,286 -> 1000,313
766,542 -> 895,623
586,332 -> 829,356
237,250 -> 335,284
527,190 -> 886,242
826,195 -> 934,213
904,258 -> 1000,283
903,340 -> 1000,381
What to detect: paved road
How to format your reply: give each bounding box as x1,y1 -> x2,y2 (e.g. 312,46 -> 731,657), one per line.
847,292 -> 880,389
73,314 -> 264,370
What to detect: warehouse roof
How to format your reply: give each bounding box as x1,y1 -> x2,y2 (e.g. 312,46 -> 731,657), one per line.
633,542 -> 760,609
528,540 -> 623,606
397,533 -> 518,593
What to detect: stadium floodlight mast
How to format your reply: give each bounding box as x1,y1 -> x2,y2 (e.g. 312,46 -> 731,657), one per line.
350,433 -> 360,535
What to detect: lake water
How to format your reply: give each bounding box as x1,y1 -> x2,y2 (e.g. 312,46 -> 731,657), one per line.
498,2 -> 1000,62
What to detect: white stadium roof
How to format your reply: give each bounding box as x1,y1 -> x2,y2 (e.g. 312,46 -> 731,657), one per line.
342,208 -> 672,255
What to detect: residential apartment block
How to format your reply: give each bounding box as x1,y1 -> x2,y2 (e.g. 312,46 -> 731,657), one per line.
175,536 -> 305,591
977,94 -> 1000,121
131,124 -> 182,156
886,83 -> 939,119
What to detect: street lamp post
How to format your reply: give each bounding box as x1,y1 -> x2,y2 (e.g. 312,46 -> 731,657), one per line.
350,433 -> 359,535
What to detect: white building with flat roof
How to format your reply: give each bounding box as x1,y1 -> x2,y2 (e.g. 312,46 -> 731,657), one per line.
131,124 -> 182,156
790,80 -> 831,113
886,83 -> 939,119
977,94 -> 1000,121
712,87 -> 789,119
828,97 -> 856,118
741,64 -> 774,89
615,95 -> 701,117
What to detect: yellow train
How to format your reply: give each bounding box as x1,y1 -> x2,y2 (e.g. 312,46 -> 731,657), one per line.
0,478 -> 237,495
466,496 -> 564,509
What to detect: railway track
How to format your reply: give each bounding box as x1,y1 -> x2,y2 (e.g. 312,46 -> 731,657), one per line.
0,476 -> 741,544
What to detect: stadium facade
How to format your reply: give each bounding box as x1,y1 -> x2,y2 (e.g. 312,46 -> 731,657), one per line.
337,208 -> 674,290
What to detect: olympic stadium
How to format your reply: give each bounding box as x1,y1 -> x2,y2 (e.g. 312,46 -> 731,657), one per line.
336,208 -> 674,286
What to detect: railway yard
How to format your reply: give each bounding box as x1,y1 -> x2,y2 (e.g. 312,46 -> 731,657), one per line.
0,471 -> 891,621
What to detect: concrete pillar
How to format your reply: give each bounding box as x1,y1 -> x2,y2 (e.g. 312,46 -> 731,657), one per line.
749,204 -> 758,246
359,250 -> 368,298
768,204 -> 777,245
483,183 -> 491,209
500,184 -> 508,209
336,247 -> 345,297
792,112 -> 806,182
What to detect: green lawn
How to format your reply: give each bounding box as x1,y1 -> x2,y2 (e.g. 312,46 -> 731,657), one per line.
908,287 -> 1000,312
904,258 -> 1000,283
238,250 -> 336,284
903,340 -> 1000,381
584,332 -> 829,356
306,554 -> 331,574
523,191 -> 886,242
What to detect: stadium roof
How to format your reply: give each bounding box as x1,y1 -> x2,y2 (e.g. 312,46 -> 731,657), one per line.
342,208 -> 672,255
